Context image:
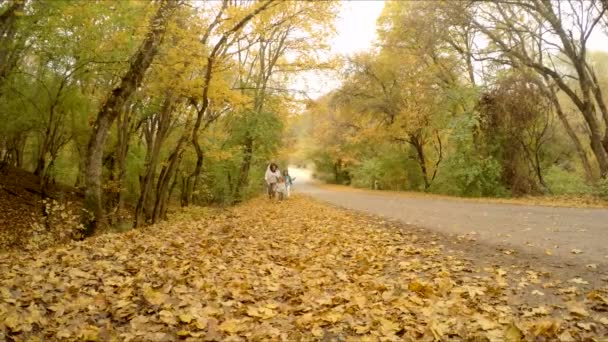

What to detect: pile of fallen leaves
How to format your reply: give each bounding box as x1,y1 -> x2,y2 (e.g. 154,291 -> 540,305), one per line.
0,164 -> 83,251
0,196 -> 607,341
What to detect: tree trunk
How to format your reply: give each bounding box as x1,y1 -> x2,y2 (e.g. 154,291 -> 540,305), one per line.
134,97 -> 174,227
153,148 -> 183,223
0,0 -> 25,82
551,94 -> 595,182
234,136 -> 253,200
83,0 -> 177,235
409,135 -> 430,190
113,105 -> 134,218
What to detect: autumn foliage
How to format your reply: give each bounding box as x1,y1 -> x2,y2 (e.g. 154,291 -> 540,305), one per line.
1,196 -> 607,340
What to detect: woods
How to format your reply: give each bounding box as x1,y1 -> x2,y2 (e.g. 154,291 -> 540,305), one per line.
299,0 -> 608,199
0,0 -> 337,239
1,0 -> 608,241
2,1 -> 608,340
2,0 -> 608,245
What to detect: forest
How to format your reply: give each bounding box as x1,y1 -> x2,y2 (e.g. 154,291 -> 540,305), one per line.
2,1 -> 608,340
296,0 -> 608,200
1,0 -> 607,243
0,0 -> 338,247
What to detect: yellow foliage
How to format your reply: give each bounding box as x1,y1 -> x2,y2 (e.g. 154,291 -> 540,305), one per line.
0,196 -> 605,339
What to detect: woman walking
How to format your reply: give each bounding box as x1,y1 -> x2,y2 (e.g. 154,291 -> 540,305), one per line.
264,163 -> 280,199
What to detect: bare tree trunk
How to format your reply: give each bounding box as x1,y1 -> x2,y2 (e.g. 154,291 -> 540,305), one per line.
409,135 -> 430,190
134,97 -> 174,227
551,93 -> 595,181
153,147 -> 184,223
113,104 -> 134,218
234,136 -> 253,199
83,0 -> 177,235
0,0 -> 25,82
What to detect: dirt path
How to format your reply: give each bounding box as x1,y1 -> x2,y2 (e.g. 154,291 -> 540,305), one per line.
291,169 -> 608,270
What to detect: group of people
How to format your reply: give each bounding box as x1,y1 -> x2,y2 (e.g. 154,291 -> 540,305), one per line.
264,163 -> 294,201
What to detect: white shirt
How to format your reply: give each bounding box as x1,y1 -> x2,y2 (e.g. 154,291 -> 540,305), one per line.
265,167 -> 280,184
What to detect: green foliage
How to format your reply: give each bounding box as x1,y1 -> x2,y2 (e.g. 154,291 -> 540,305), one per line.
191,110 -> 285,205
431,113 -> 507,197
544,166 -> 593,196
597,178 -> 608,199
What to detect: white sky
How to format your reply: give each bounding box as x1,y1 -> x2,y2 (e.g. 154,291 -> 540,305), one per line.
331,1 -> 385,56
292,1 -> 385,99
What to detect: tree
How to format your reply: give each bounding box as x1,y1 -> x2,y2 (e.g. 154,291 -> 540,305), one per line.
467,0 -> 608,178
83,0 -> 179,235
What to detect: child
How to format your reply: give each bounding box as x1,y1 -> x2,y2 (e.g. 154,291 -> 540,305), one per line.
283,169 -> 295,197
275,175 -> 287,201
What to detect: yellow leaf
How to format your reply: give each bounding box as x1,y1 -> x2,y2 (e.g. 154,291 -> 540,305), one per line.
351,295 -> 367,309
321,310 -> 342,323
568,277 -> 588,285
194,317 -> 208,330
246,307 -> 261,317
504,323 -> 523,341
379,318 -> 399,335
178,313 -> 193,324
558,330 -> 575,341
79,325 -> 100,342
567,302 -> 589,317
159,310 -> 177,325
143,285 -> 166,306
177,330 -> 191,337
219,319 -> 245,334
4,312 -> 21,332
311,326 -> 324,337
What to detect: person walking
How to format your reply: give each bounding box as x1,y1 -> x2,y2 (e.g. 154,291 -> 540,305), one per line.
264,163 -> 280,199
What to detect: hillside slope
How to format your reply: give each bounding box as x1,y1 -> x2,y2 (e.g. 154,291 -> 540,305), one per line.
0,164 -> 82,250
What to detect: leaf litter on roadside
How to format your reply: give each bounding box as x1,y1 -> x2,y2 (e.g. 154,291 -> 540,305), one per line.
0,196 -> 607,341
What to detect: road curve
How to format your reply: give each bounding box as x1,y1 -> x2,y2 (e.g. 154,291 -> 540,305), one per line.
289,168 -> 608,267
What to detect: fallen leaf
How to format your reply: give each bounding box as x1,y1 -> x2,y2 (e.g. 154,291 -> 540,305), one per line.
159,310 -> 177,325
568,277 -> 589,285
504,323 -> 523,341
576,322 -> 593,331
567,302 -> 589,317
218,319 -> 245,334
558,330 -> 575,342
379,318 -> 400,335
178,313 -> 193,324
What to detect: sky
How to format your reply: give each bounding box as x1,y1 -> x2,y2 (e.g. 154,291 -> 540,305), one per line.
331,1 -> 385,56
293,1 -> 385,99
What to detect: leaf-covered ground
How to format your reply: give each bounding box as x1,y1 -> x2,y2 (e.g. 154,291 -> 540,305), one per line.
1,196 -> 607,341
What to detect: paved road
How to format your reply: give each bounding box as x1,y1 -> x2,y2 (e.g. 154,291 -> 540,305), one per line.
290,168 -> 608,266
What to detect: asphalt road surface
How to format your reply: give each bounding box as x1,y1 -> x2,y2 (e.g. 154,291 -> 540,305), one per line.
290,168 -> 608,267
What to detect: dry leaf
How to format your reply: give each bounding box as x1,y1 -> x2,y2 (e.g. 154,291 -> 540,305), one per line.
567,302 -> 589,317
218,319 -> 245,334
